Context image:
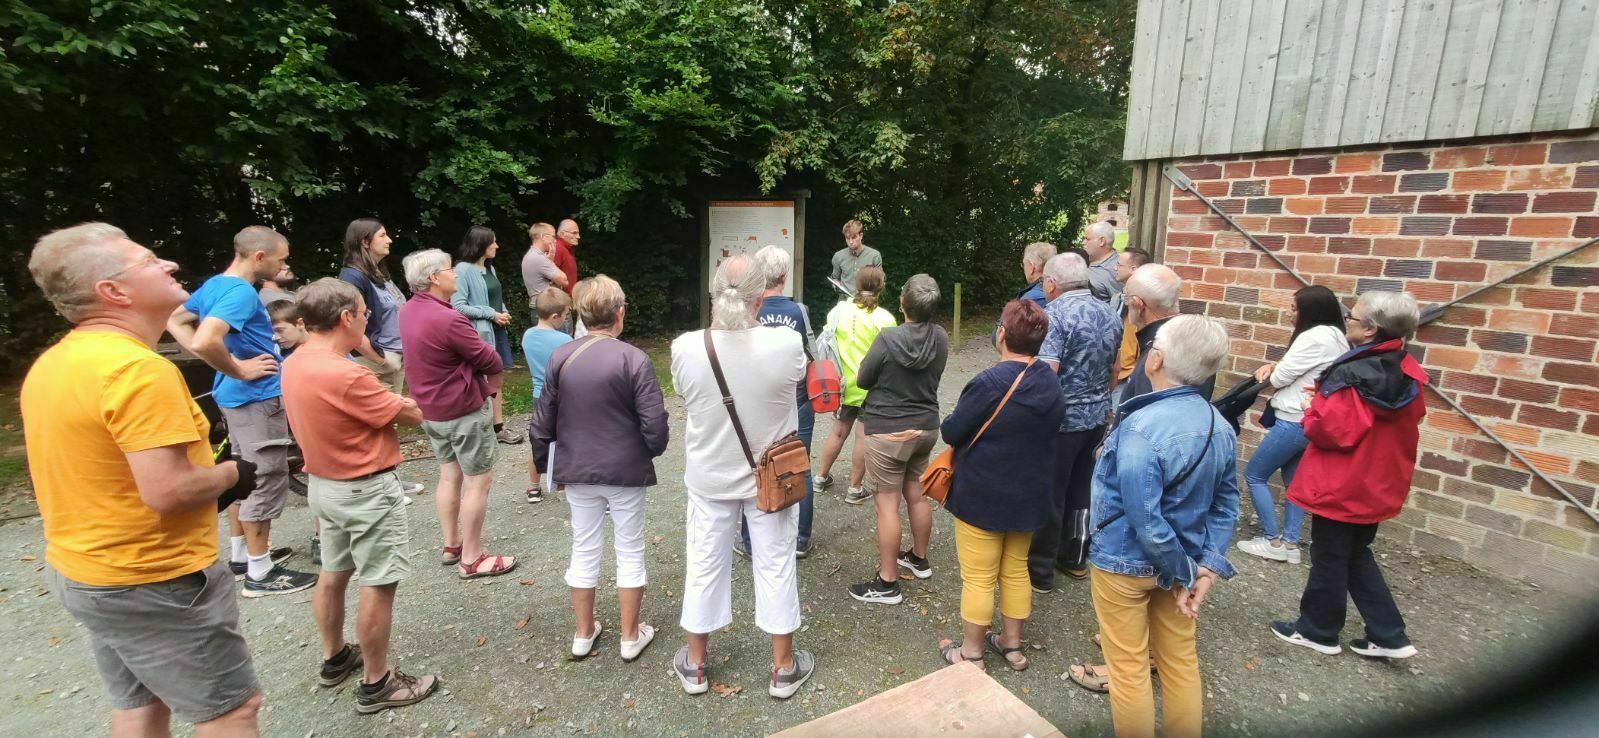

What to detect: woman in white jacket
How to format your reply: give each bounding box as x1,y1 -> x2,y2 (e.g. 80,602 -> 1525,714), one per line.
1237,285 -> 1351,563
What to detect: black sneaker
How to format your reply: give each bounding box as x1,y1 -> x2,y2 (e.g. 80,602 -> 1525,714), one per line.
1349,638 -> 1417,659
242,564 -> 318,598
229,546 -> 294,580
897,550 -> 931,579
319,644 -> 364,687
848,576 -> 902,605
1269,620 -> 1341,655
795,540 -> 813,559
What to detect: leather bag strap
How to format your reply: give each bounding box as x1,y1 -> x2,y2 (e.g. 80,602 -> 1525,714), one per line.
968,358 -> 1035,449
704,330 -> 758,469
559,335 -> 610,379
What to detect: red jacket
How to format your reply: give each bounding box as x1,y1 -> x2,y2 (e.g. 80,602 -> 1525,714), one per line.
552,238 -> 578,291
1286,339 -> 1427,524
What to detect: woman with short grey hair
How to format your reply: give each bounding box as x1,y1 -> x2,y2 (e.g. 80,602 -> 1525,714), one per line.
847,274 -> 950,605
403,249 -> 452,294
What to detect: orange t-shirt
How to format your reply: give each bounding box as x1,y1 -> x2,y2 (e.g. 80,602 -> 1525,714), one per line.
281,345 -> 404,479
23,331 -> 217,586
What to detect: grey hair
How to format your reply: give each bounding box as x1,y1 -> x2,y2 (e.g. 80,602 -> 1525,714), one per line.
900,274 -> 940,323
575,274 -> 626,329
403,248 -> 452,293
1022,241 -> 1056,270
1086,221 -> 1116,244
29,222 -> 132,323
1355,290 -> 1419,341
1126,263 -> 1181,315
752,245 -> 792,290
1043,252 -> 1088,290
1152,315 -> 1229,387
710,254 -> 763,331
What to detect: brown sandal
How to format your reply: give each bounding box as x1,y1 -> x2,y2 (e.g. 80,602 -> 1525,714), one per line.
457,553 -> 517,579
983,632 -> 1028,671
937,639 -> 985,670
440,545 -> 462,566
1068,663 -> 1111,693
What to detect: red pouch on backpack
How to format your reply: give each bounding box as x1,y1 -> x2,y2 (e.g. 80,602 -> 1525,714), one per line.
807,359 -> 842,413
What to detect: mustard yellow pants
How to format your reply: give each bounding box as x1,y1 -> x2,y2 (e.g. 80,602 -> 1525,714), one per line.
954,518 -> 1032,625
1090,566 -> 1203,738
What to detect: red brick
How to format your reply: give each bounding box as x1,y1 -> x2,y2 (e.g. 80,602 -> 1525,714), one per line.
1350,175 -> 1396,194
1168,232 -> 1215,249
1531,335 -> 1595,362
1337,257 -> 1383,276
1435,261 -> 1487,282
1532,191 -> 1597,213
1214,198 -> 1246,214
1179,163 -> 1224,180
1439,306 -> 1488,327
1515,287 -> 1579,311
1293,157 -> 1334,175
1576,217 -> 1599,237
1550,313 -> 1599,338
1269,217 -> 1309,234
1505,166 -> 1573,191
1286,235 -> 1328,253
1406,281 -> 1455,302
1432,147 -> 1487,169
1195,180 -> 1230,197
1323,197 -> 1367,214
1471,330 -> 1529,353
1254,159 -> 1292,177
1517,404 -> 1579,432
1455,436 -> 1509,462
1173,198 -> 1209,215
1222,251 -> 1259,268
1560,387 -> 1599,413
1472,193 -> 1530,214
1310,217 -> 1352,234
1191,282 -> 1225,300
1454,170 -> 1507,191
1224,161 -> 1254,178
1418,325 -> 1470,346
1509,216 -> 1576,238
1498,378 -> 1557,403
1484,354 -> 1542,380
1284,197 -> 1323,215
1486,143 -> 1547,166
1327,237 -> 1371,255
1418,195 -> 1470,214
1352,217 -> 1399,235
1269,178 -> 1308,196
1172,265 -> 1204,280
1372,238 -> 1420,257
1296,253 -> 1336,272
1421,239 -> 1474,258
1453,217 -> 1509,236
1544,361 -> 1598,385
1574,165 -> 1599,188
1487,309 -> 1552,333
1442,370 -> 1497,393
1425,346 -> 1481,370
1367,195 -> 1417,214
1308,176 -> 1351,195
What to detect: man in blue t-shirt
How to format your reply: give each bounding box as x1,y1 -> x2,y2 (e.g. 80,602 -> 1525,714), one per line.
168,226 -> 318,598
737,246 -> 819,558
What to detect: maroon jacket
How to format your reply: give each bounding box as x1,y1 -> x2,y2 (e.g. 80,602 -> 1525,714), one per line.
529,335 -> 669,487
398,292 -> 502,421
1287,339 -> 1428,524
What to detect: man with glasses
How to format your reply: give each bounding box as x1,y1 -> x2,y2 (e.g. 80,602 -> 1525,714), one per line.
25,223 -> 264,736
168,225 -> 318,598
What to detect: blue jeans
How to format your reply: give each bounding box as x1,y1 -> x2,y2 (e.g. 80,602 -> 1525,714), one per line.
1243,419 -> 1307,543
742,399 -> 815,549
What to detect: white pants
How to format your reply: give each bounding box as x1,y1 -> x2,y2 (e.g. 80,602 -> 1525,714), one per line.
680,494 -> 800,635
564,484 -> 648,589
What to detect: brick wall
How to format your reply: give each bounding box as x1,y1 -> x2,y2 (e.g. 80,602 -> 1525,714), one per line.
1162,129 -> 1599,589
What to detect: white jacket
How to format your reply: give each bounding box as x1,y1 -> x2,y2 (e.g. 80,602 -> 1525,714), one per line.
1268,325 -> 1351,423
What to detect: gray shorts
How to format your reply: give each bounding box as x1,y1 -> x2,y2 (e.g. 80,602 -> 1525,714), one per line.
308,471 -> 413,586
221,396 -> 293,522
422,400 -> 497,476
49,561 -> 258,723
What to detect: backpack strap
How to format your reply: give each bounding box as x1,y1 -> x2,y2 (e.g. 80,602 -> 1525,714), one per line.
704,330 -> 758,469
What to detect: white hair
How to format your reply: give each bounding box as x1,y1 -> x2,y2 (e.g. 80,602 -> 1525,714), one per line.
1356,290 -> 1419,340
752,245 -> 792,290
1126,263 -> 1181,315
710,254 -> 763,331
403,248 -> 452,293
1086,221 -> 1116,244
1023,241 -> 1056,270
1043,252 -> 1088,290
29,222 -> 132,323
1152,315 -> 1229,387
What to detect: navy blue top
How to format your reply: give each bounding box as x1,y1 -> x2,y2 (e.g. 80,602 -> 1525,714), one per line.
758,295 -> 812,404
941,360 -> 1067,532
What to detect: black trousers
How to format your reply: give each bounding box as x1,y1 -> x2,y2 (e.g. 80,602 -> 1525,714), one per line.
1027,426 -> 1105,588
1293,515 -> 1409,647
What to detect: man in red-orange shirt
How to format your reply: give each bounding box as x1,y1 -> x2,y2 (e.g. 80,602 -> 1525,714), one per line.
281,278 -> 439,714
553,219 -> 581,294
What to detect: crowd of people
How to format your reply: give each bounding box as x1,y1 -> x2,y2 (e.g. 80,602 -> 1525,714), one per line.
21,216 -> 1430,737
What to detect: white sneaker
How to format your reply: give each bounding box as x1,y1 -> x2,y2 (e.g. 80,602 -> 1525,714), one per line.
403,495 -> 414,506
1282,544 -> 1302,564
571,622 -> 602,660
1237,537 -> 1288,562
1350,638 -> 1418,659
620,623 -> 656,662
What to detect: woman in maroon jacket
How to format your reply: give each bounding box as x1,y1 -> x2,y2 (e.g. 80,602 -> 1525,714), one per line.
1270,290 -> 1425,660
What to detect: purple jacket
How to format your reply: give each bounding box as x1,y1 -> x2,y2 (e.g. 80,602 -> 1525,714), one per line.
530,335 -> 669,486
398,292 -> 503,421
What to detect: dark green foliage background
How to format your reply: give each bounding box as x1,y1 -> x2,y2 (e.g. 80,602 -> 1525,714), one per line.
0,0 -> 1133,375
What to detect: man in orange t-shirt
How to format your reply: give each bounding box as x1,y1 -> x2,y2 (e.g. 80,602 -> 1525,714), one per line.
24,223 -> 262,736
280,278 -> 439,714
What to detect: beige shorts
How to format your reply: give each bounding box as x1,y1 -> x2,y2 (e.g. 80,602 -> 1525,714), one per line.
308,471 -> 412,586
864,428 -> 939,494
422,400 -> 497,476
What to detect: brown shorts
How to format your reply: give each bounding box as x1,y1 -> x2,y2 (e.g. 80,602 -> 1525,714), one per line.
864,429 -> 939,494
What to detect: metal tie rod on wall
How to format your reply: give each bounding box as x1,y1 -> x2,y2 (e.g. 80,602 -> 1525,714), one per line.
1162,164 -> 1599,526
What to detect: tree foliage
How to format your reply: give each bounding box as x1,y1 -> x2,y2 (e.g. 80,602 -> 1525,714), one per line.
0,0 -> 1134,375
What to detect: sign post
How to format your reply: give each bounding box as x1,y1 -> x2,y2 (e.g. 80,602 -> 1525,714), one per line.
700,193 -> 808,326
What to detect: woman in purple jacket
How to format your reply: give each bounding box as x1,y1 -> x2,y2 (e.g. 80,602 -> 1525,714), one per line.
529,275 -> 670,664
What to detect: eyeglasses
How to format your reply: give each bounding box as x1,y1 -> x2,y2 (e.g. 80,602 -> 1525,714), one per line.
105,254 -> 167,280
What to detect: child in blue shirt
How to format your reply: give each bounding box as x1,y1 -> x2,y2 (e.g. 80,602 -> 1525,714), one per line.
521,287 -> 573,502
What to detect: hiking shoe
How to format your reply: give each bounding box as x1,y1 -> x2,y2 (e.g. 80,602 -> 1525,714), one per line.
242,564 -> 318,598
1350,638 -> 1418,660
526,486 -> 543,503
355,669 -> 438,715
769,649 -> 815,699
814,473 -> 834,491
230,546 -> 293,580
674,646 -> 709,695
733,539 -> 751,559
1270,621 -> 1341,655
319,644 -> 364,687
496,428 -> 525,445
848,576 -> 902,605
795,540 -> 813,559
311,535 -> 322,567
843,486 -> 870,505
897,550 -> 932,579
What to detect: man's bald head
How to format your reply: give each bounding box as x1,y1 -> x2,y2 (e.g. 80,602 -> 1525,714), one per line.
557,219 -> 581,247
1126,263 -> 1181,319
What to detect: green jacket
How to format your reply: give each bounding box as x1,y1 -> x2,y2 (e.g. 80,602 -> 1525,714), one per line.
826,299 -> 898,407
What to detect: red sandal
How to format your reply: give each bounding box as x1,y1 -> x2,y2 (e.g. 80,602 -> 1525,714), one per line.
440,545 -> 462,566
457,553 -> 517,580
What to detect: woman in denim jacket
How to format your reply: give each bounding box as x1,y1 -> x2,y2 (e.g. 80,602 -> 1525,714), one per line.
1086,315 -> 1240,738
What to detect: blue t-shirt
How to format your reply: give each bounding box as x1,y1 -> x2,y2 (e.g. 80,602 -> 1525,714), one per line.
758,295 -> 812,402
522,327 -> 573,398
183,274 -> 283,408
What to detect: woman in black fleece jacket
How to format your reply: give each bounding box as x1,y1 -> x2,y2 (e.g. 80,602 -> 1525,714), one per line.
847,274 -> 950,606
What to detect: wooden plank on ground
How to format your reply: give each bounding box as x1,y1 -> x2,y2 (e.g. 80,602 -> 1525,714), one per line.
771,662 -> 1065,738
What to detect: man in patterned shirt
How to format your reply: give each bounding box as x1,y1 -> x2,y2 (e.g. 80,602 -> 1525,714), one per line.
1029,253 -> 1123,593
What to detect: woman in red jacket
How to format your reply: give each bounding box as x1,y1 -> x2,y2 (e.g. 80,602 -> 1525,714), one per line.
1270,290 -> 1425,660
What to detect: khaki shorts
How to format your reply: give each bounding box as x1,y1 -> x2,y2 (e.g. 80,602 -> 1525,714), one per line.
357,351 -> 405,395
50,561 -> 259,723
308,472 -> 412,586
422,400 -> 497,476
221,396 -> 292,522
864,428 -> 939,494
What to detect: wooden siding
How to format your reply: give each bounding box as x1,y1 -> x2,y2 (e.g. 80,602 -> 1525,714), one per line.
1124,0 -> 1599,161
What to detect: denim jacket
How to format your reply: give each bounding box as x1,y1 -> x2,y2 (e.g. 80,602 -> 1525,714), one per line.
1088,384 -> 1240,589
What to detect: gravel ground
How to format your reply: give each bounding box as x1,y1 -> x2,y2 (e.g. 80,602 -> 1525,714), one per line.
0,333 -> 1583,737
